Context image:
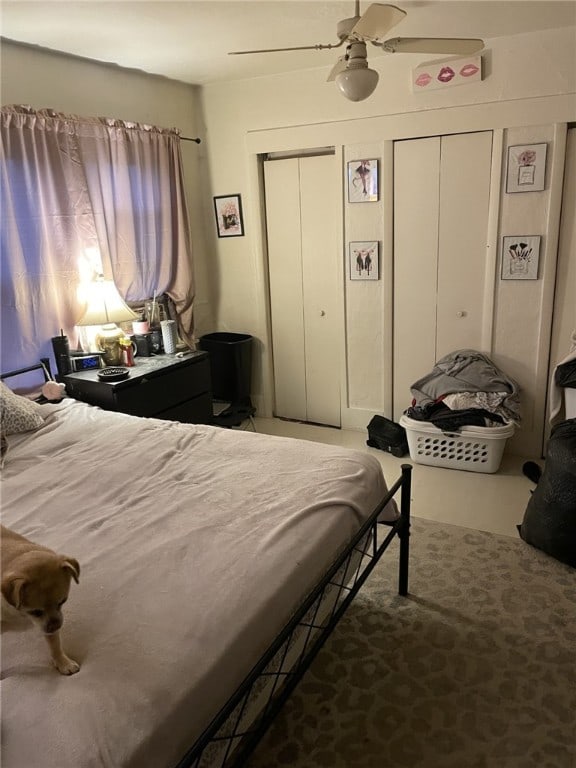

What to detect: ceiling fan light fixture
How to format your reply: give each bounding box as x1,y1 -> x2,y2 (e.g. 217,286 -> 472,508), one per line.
335,42 -> 379,101
336,66 -> 379,101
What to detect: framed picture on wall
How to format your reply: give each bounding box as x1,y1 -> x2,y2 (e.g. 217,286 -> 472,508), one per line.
213,194 -> 244,237
349,241 -> 379,280
501,235 -> 541,280
506,143 -> 547,193
347,159 -> 379,203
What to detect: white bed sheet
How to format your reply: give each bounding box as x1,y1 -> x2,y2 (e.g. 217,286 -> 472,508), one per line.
0,400 -> 396,768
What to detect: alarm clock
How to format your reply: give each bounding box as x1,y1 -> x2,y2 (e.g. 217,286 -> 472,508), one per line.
70,354 -> 102,372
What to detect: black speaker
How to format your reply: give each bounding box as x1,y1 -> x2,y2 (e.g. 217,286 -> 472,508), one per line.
133,333 -> 152,357
51,335 -> 72,378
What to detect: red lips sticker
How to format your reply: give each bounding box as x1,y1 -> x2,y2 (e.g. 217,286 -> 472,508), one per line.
415,72 -> 432,87
460,63 -> 479,77
437,67 -> 455,83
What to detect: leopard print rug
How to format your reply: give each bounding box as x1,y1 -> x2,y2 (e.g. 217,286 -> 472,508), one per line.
247,517 -> 575,768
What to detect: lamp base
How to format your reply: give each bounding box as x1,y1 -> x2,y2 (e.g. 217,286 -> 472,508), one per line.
96,324 -> 124,366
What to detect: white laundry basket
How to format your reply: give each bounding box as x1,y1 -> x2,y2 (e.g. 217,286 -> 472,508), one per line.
399,415 -> 515,473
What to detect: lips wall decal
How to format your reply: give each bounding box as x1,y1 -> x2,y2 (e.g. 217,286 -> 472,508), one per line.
412,55 -> 482,93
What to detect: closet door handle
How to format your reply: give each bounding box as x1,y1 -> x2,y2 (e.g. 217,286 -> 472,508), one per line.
320,310 -> 326,317
456,311 -> 467,318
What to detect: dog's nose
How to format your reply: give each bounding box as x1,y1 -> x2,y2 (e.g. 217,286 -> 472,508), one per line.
45,618 -> 62,634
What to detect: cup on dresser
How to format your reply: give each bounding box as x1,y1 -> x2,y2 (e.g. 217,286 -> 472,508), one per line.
132,320 -> 150,335
51,334 -> 72,378
160,320 -> 178,354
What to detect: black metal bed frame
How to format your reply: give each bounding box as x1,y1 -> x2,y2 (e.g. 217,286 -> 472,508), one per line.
176,463 -> 412,768
0,357 -> 53,383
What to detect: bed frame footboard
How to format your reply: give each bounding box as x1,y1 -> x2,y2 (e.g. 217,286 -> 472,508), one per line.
176,463 -> 412,768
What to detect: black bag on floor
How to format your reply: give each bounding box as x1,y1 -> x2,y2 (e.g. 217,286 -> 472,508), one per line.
519,418 -> 576,567
366,415 -> 409,458
555,358 -> 576,388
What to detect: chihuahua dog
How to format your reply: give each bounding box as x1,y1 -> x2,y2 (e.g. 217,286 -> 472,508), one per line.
1,525 -> 80,675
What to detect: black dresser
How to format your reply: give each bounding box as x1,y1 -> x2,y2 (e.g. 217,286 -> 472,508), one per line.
63,352 -> 212,424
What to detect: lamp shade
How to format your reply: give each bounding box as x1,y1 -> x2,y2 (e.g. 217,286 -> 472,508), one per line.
77,277 -> 137,326
336,67 -> 379,102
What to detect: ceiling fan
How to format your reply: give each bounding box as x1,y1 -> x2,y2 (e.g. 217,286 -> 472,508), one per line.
229,2 -> 484,102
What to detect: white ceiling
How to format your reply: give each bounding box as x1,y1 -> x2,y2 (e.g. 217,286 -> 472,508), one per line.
1,1 -> 575,85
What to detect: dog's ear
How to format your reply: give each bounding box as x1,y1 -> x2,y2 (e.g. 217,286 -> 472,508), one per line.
62,558 -> 80,584
1,574 -> 27,609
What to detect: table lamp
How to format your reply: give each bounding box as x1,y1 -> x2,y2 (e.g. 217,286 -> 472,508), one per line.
76,275 -> 137,365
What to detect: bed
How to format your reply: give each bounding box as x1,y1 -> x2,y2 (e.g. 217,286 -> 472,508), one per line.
0,361 -> 412,768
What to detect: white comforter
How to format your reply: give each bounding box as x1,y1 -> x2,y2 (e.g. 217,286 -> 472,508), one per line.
1,400 -> 396,768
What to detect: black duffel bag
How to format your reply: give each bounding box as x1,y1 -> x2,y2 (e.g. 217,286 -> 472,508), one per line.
555,358 -> 576,388
519,418 -> 576,567
366,415 -> 409,458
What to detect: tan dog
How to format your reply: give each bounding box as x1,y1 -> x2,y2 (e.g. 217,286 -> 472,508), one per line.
1,525 -> 80,675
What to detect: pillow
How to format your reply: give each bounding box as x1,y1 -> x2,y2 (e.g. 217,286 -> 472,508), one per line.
0,380 -> 45,437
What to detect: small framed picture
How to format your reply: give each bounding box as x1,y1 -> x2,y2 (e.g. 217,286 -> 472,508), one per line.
349,241 -> 379,280
501,235 -> 541,280
506,143 -> 547,193
213,194 -> 244,237
347,159 -> 378,203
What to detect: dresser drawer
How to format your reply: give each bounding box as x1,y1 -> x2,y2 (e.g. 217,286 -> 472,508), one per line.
114,358 -> 211,417
155,392 -> 213,424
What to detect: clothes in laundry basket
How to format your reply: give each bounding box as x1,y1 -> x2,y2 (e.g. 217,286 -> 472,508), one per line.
409,349 -> 521,425
405,401 -> 506,429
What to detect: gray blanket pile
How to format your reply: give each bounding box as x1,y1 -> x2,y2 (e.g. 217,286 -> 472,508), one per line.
409,349 -> 521,426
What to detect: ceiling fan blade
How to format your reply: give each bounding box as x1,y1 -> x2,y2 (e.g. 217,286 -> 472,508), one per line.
351,3 -> 407,42
327,56 -> 348,82
229,41 -> 341,55
383,37 -> 485,55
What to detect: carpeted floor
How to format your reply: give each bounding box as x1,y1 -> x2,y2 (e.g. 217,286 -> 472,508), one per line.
247,517 -> 576,768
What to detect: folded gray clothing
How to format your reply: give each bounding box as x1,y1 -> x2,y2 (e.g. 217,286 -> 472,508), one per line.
410,349 -> 521,424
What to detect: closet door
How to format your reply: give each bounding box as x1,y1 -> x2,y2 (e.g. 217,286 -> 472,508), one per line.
264,158 -> 307,420
264,154 -> 340,426
393,137 -> 441,419
393,131 -> 493,420
299,155 -> 340,426
436,132 -> 492,357
547,127 -> 576,437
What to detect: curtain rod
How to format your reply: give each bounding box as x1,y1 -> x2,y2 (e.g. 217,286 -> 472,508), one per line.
181,136 -> 201,144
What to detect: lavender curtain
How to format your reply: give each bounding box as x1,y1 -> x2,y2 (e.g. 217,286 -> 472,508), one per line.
0,105 -> 195,374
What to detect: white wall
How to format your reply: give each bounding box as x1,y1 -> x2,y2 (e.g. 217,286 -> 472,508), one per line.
0,39 -> 215,335
2,27 -> 576,456
200,26 -> 576,456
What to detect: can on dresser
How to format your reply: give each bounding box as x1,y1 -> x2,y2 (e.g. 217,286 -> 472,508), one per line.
161,320 -> 178,354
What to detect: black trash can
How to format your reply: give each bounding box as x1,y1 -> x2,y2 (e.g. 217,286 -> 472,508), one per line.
199,332 -> 253,405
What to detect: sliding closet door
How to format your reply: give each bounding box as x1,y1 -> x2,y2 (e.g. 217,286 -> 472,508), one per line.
264,154 -> 340,426
393,131 -> 493,420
